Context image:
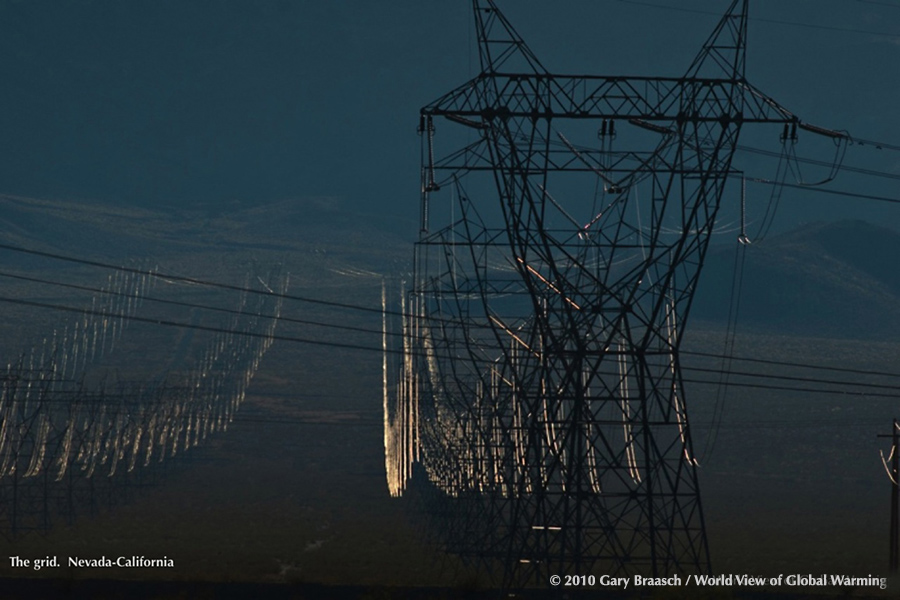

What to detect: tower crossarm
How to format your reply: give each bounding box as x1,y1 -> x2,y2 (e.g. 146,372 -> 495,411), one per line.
422,73 -> 797,125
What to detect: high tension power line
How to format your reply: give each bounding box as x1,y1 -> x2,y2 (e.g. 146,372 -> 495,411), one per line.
381,0 -> 878,591
4,230 -> 900,394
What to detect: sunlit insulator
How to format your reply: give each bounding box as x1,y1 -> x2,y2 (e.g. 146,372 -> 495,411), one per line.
127,418 -> 143,474
181,388 -> 193,446
619,341 -> 641,484
73,414 -> 88,465
99,313 -> 109,358
78,312 -> 91,378
665,298 -> 697,466
116,412 -> 131,466
170,396 -> 183,457
97,414 -> 113,467
107,411 -> 125,477
116,270 -> 128,342
383,278 -> 403,497
143,412 -> 157,468
124,270 -> 135,318
189,399 -> 201,449
201,394 -> 212,441
23,413 -> 49,478
106,270 -> 119,346
83,406 -> 104,478
88,297 -> 99,363
69,318 -> 84,380
0,394 -> 13,479
156,412 -> 171,464
54,411 -> 77,482
58,326 -> 73,387
23,346 -> 36,409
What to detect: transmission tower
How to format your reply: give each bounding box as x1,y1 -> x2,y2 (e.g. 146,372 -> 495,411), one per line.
385,0 -> 835,589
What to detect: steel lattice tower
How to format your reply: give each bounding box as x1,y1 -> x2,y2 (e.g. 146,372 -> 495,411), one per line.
384,0 -> 811,589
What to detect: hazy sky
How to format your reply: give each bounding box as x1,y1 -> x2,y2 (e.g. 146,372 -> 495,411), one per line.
1,0 -> 898,231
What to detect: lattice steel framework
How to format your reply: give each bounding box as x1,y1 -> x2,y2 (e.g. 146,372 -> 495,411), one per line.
386,0 -> 809,589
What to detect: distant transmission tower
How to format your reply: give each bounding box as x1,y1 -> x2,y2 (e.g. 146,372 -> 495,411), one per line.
385,0 -> 837,589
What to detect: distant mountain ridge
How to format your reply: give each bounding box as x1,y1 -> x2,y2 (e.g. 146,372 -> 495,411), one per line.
1,194 -> 893,340
0,194 -> 411,267
691,220 -> 900,340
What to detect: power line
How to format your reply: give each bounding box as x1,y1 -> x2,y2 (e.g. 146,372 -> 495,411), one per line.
10,287 -> 900,403
0,269 -> 405,341
694,418 -> 888,430
738,145 -> 900,182
6,266 -> 900,393
7,241 -> 900,393
0,240 -> 493,333
231,416 -> 381,427
682,349 -> 900,380
684,377 -> 900,399
9,237 -> 900,382
615,0 -> 900,39
848,136 -> 900,153
0,294 -> 391,356
749,178 -> 900,204
229,415 -> 889,430
0,251 -> 495,341
0,240 -> 509,338
686,364 -> 900,394
0,241 -> 394,318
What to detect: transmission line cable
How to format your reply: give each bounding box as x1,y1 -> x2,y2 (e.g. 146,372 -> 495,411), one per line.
684,377 -> 900,399
6,270 -> 900,389
703,239 -> 747,461
0,269 -> 408,341
0,242 -> 394,317
738,145 -> 900,182
748,178 -> 900,204
7,242 -> 900,391
682,349 -> 900,379
615,0 -> 900,38
7,288 -> 900,401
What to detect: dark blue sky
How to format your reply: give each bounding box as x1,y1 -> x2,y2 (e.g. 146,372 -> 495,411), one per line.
1,0 -> 898,231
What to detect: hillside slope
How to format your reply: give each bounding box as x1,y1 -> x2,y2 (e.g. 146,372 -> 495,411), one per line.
691,220 -> 900,339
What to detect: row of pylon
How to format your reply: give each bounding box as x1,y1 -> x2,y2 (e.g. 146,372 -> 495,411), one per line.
0,264 -> 288,539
